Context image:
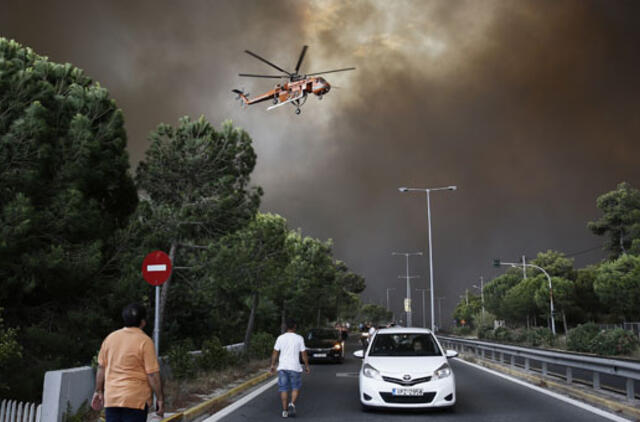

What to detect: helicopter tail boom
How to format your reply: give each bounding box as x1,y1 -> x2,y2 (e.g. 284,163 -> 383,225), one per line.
232,89 -> 250,104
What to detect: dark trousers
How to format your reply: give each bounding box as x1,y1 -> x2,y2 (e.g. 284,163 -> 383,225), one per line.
105,406 -> 147,422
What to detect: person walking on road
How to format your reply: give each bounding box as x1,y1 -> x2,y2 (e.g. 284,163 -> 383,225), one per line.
270,319 -> 310,418
92,303 -> 165,421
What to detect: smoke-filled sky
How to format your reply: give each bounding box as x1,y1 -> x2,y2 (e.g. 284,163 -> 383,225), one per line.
2,0 -> 639,327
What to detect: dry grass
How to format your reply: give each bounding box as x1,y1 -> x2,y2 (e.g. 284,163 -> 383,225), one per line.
164,358 -> 270,411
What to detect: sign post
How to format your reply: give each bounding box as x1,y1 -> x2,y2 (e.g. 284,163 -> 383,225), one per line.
404,298 -> 412,313
142,250 -> 173,356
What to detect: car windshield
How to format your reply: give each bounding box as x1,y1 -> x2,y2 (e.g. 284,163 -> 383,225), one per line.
369,333 -> 442,357
307,329 -> 337,340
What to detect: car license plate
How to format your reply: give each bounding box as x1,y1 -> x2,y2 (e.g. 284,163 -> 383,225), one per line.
392,388 -> 423,396
314,353 -> 327,358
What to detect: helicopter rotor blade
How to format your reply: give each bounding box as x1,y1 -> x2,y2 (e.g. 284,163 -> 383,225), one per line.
305,67 -> 356,77
244,50 -> 292,76
238,73 -> 288,79
294,45 -> 308,74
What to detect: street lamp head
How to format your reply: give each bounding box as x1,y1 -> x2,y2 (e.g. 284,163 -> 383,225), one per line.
448,186 -> 457,191
398,187 -> 409,192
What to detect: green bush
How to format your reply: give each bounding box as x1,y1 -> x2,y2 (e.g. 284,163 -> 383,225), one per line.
167,340 -> 196,379
494,327 -> 512,342
476,325 -> 494,340
200,336 -> 229,371
248,332 -> 275,359
567,322 -> 600,352
512,328 -> 528,344
525,327 -> 554,347
452,326 -> 472,336
589,328 -> 639,356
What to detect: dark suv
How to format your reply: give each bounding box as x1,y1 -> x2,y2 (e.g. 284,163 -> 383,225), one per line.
305,328 -> 344,363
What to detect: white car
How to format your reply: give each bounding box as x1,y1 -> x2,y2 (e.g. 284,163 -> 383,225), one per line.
354,327 -> 457,410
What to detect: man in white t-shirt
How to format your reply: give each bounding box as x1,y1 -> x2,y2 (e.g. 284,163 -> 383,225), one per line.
368,323 -> 376,338
270,319 -> 310,418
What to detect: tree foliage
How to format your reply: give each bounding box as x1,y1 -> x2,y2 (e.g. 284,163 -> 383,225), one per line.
594,253 -> 640,321
358,304 -> 392,325
588,182 -> 640,258
135,117 -> 261,242
452,293 -> 482,326
0,38 -> 138,399
483,270 -> 521,320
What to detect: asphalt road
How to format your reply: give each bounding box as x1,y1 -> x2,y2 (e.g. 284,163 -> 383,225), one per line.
216,339 -> 616,422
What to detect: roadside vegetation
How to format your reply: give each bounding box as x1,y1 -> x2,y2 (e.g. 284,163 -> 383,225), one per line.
452,182 -> 640,357
0,38 -> 366,401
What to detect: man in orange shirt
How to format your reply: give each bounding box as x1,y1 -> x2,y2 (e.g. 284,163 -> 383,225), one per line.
92,303 -> 165,421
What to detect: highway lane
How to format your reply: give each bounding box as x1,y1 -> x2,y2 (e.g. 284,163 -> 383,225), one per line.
214,339 -> 617,421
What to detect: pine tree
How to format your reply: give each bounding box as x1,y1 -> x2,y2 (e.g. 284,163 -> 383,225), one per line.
0,38 -> 138,399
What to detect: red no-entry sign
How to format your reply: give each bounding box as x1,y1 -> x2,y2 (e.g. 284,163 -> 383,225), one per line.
142,250 -> 172,286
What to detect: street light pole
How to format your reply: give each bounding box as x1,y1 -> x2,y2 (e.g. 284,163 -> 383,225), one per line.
495,260 -> 556,335
392,251 -> 422,327
399,185 -> 456,331
416,288 -> 428,328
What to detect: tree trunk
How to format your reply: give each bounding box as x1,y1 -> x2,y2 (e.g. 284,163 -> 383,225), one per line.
158,242 -> 177,351
562,310 -> 568,335
280,306 -> 286,334
316,307 -> 321,327
526,314 -> 530,329
243,291 -> 259,353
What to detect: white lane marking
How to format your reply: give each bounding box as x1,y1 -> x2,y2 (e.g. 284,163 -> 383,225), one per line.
147,264 -> 167,272
336,372 -> 359,378
203,377 -> 278,422
453,358 -> 631,422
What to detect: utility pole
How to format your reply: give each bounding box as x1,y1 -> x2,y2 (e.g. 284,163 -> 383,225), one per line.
437,296 -> 445,331
392,251 -> 422,327
386,287 -> 395,314
416,288 -> 428,328
522,255 -> 527,279
473,276 -> 485,319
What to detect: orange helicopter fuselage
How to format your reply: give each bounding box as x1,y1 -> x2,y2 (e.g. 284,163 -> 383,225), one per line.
244,76 -> 330,105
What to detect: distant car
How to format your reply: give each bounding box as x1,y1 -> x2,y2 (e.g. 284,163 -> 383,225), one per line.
305,328 -> 344,363
354,327 -> 457,410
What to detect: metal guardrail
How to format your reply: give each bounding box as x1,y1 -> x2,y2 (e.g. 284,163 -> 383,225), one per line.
186,342 -> 245,358
438,335 -> 640,400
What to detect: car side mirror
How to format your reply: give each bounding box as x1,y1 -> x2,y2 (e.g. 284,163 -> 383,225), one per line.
353,349 -> 364,359
446,349 -> 458,358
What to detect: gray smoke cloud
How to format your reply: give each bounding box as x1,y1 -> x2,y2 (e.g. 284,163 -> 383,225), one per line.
2,0 -> 639,326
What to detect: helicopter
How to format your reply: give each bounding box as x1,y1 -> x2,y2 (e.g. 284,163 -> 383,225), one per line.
232,45 -> 355,115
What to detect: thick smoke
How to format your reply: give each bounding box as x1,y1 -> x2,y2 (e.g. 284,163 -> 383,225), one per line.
2,1 -> 639,326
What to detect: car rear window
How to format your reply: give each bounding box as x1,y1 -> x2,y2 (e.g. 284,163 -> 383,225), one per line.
369,333 -> 442,357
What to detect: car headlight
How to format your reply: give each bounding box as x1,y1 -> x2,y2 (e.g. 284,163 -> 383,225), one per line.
362,363 -> 382,380
433,363 -> 451,380
333,343 -> 342,350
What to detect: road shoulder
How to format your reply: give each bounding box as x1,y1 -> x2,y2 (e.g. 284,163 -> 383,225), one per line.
455,355 -> 639,421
